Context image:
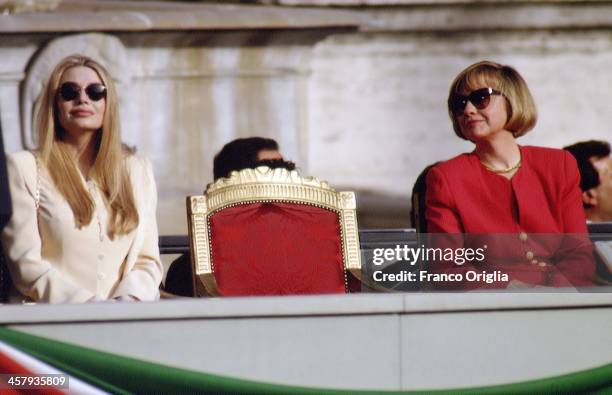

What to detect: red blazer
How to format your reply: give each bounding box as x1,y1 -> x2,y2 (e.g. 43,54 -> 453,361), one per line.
425,145 -> 594,288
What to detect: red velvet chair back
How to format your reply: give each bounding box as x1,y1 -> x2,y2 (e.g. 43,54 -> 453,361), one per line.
209,202 -> 346,295
187,167 -> 361,296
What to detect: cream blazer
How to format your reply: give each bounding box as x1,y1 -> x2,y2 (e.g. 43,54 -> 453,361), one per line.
1,151 -> 163,303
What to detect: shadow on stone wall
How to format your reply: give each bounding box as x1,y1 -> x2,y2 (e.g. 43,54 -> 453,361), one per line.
354,189 -> 411,229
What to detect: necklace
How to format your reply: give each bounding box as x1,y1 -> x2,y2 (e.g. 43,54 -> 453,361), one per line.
480,158 -> 522,173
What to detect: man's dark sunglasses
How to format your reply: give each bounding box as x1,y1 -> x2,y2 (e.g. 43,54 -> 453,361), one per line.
255,159 -> 296,172
58,82 -> 107,102
450,87 -> 501,115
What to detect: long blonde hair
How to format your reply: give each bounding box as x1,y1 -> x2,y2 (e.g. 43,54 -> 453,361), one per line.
36,55 -> 138,238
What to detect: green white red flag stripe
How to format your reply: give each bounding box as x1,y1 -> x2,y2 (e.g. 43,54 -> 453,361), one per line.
0,327 -> 610,393
0,340 -> 107,394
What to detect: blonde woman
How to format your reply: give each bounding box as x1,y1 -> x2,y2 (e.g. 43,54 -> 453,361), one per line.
425,60 -> 594,288
1,55 -> 162,303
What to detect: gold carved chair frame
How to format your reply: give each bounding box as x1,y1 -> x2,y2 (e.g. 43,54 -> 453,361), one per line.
186,166 -> 362,296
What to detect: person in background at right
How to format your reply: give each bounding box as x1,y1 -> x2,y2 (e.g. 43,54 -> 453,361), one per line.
425,60 -> 594,289
563,140 -> 612,223
564,140 -> 612,283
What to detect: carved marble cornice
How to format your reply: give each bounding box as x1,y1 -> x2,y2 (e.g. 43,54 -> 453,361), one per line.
0,0 -> 60,14
0,0 -> 363,33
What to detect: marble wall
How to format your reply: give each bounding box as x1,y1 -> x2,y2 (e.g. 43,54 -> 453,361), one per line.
1,1 -> 611,236
308,29 -> 612,227
0,30 -> 319,236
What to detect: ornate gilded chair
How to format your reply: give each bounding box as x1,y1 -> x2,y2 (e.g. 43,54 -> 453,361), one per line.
187,167 -> 361,296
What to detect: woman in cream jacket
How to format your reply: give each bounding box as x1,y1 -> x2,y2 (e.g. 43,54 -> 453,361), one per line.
1,55 -> 162,303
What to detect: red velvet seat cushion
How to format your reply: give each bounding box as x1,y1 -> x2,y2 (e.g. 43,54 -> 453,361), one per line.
209,202 -> 346,295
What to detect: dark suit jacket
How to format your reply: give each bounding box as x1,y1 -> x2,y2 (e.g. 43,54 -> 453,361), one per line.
0,123 -> 11,230
0,119 -> 12,302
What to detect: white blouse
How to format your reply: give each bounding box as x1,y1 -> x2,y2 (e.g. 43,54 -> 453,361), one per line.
1,151 -> 163,303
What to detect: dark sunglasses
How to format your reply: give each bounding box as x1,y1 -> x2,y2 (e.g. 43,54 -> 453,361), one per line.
450,87 -> 501,115
255,159 -> 296,172
58,82 -> 107,102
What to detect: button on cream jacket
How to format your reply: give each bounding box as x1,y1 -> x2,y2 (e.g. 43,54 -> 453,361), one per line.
1,151 -> 163,303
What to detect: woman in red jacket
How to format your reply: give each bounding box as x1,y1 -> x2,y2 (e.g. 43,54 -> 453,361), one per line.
425,60 -> 594,288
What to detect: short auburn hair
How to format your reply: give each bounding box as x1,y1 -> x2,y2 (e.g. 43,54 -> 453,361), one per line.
447,60 -> 537,140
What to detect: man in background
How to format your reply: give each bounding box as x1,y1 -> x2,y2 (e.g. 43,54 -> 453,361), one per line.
564,140 -> 612,284
564,140 -> 612,222
212,137 -> 294,180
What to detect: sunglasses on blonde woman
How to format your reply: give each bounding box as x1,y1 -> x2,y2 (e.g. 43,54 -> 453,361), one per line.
450,87 -> 501,116
58,82 -> 107,102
